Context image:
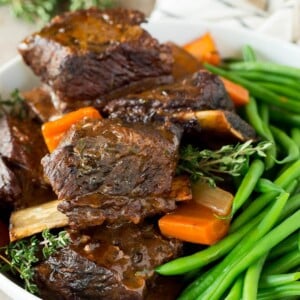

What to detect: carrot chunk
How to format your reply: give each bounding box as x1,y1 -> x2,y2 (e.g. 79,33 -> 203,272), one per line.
183,32 -> 221,65
159,202 -> 229,245
221,77 -> 250,106
42,106 -> 101,152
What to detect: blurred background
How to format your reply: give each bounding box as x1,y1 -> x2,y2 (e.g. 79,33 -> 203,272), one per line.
0,0 -> 299,65
0,0 -> 156,65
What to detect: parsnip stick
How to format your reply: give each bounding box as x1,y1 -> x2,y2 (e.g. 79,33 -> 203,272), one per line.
10,200 -> 68,242
9,176 -> 192,242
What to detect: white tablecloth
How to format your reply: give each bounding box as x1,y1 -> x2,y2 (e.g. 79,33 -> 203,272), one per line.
150,0 -> 300,43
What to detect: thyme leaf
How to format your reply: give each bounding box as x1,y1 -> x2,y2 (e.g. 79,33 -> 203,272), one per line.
0,229 -> 70,294
0,89 -> 28,119
0,0 -> 115,23
177,140 -> 271,186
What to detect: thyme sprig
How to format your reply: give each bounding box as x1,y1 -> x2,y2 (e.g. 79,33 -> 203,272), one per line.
0,89 -> 28,119
0,229 -> 70,294
70,0 -> 115,11
0,0 -> 115,23
177,140 -> 271,186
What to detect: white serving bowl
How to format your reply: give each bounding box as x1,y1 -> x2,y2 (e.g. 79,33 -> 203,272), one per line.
0,20 -> 299,300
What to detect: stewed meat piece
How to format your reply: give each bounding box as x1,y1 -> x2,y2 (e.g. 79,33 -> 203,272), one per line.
19,8 -> 173,111
22,86 -> 59,123
103,70 -> 256,141
0,113 -> 55,210
0,157 -> 21,211
0,113 -> 47,179
167,42 -> 202,79
35,222 -> 183,300
42,118 -> 184,228
103,70 -> 234,124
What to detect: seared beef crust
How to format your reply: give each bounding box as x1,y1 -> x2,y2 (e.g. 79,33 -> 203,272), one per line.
35,223 -> 182,300
103,70 -> 234,124
42,118 -> 182,228
19,8 -> 173,109
0,114 -> 54,210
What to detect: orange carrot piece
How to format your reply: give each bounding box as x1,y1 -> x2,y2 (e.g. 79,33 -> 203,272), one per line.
221,77 -> 250,106
159,202 -> 229,245
42,106 -> 101,152
183,32 -> 221,65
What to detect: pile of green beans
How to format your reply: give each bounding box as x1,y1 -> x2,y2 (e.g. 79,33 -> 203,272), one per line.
156,45 -> 300,299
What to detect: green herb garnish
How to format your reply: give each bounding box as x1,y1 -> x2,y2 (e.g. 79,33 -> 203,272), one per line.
0,89 -> 28,119
0,0 -> 115,23
177,140 -> 271,186
0,229 -> 70,294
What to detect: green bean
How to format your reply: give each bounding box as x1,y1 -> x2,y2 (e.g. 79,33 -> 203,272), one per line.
242,45 -> 257,62
256,104 -> 273,166
229,192 -> 275,233
269,107 -> 300,127
291,128 -> 300,150
257,282 -> 300,300
224,275 -> 243,300
260,82 -> 300,101
284,179 -> 299,195
255,178 -> 283,194
259,109 -> 276,169
278,194 -> 300,222
171,47 -> 300,300
259,272 -> 300,288
195,209 -> 300,300
177,189 -> 287,294
244,98 -> 268,138
230,71 -> 300,91
231,160 -> 300,231
228,61 -> 300,80
182,267 -> 202,283
243,255 -> 267,300
258,103 -> 270,124
268,231 -> 300,260
204,63 -> 300,113
162,51 -> 300,299
262,248 -> 300,275
156,210 -> 264,275
270,125 -> 300,164
244,98 -> 276,169
180,191 -> 288,299
231,159 -> 264,216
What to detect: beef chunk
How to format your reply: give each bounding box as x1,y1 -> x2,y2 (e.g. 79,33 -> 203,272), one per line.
19,8 -> 173,110
0,114 -> 55,210
101,70 -> 257,142
168,42 -> 202,79
35,223 -> 183,300
22,87 -> 59,123
43,118 -> 181,199
58,189 -> 177,228
0,157 -> 21,210
42,118 -> 182,228
57,178 -> 190,230
0,114 -> 47,179
103,70 -> 234,125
